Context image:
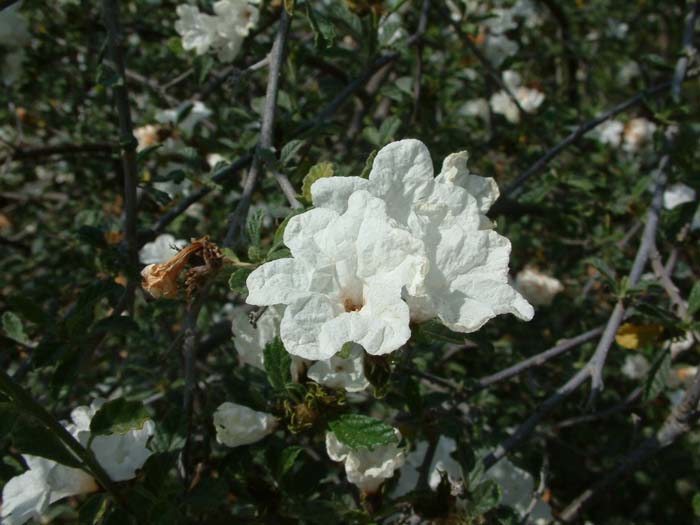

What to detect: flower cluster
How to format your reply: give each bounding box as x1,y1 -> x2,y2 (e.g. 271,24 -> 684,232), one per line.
174,0 -> 259,62
514,267 -> 564,306
490,71 -> 545,123
1,400 -> 155,525
246,139 -> 533,362
592,117 -> 657,153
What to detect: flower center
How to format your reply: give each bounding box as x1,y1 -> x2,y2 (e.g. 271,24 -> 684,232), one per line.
343,298 -> 362,313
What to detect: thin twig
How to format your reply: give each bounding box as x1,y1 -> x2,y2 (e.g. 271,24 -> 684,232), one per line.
502,81 -> 672,199
411,0 -> 431,125
559,367 -> 700,522
102,0 -> 140,313
586,159 -> 667,406
0,142 -> 116,164
224,9 -> 292,248
472,326 -> 604,394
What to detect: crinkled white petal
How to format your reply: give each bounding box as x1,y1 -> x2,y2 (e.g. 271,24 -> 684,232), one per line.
663,183 -> 696,210
307,344 -> 370,392
484,33 -> 519,67
231,304 -> 284,370
246,258 -> 313,306
139,234 -> 186,265
311,139 -> 533,334
326,429 -> 404,494
248,190 -> 427,360
436,151 -> 499,214
514,267 -> 564,306
490,91 -> 520,123
213,402 -> 277,448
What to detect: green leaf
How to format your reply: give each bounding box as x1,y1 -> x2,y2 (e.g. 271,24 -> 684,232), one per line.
468,479 -> 501,518
246,208 -> 266,247
280,139 -> 306,166
89,398 -> 151,436
2,311 -> 29,345
328,414 -> 398,450
283,0 -> 296,15
643,349 -> 672,401
279,445 -> 302,477
693,493 -> 700,517
228,268 -> 252,295
136,143 -> 163,162
305,3 -> 336,49
0,403 -> 82,468
301,161 -> 334,205
378,115 -> 400,144
688,281 -> 700,318
359,149 -> 377,179
263,337 -> 292,390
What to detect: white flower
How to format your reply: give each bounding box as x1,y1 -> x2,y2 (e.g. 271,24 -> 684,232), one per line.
460,98 -> 491,123
622,117 -> 656,153
134,124 -> 161,152
307,344 -> 370,392
139,233 -> 187,265
511,0 -> 544,28
213,402 -> 277,448
66,400 -> 155,482
668,331 -> 695,354
489,71 -> 545,123
231,305 -> 283,370
1,400 -> 154,525
606,19 -> 629,39
617,61 -> 640,86
246,190 -> 427,360
514,267 -> 564,306
175,0 -> 259,62
663,183 -> 696,210
311,139 -> 533,334
156,101 -> 212,136
483,33 -> 519,67
484,458 -> 553,525
326,429 -> 404,494
393,436 -> 463,497
207,153 -> 227,169
592,119 -> 624,148
1,456 -> 98,525
621,354 -> 650,380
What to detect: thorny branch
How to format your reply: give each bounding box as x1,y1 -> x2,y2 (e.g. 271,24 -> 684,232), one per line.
102,0 -> 140,313
224,9 -> 293,249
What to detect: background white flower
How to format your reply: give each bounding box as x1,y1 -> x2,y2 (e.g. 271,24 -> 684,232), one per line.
307,344 -> 370,392
663,183 -> 696,210
621,354 -> 651,380
514,267 -> 564,306
326,429 -> 404,494
592,119 -> 624,148
66,400 -> 155,482
311,139 -> 533,335
156,100 -> 212,136
1,455 -> 98,525
174,0 -> 259,62
246,190 -> 427,360
490,71 -> 545,123
1,399 -> 154,525
622,117 -> 656,153
393,436 -> 463,497
213,402 -> 277,448
139,233 -> 187,265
